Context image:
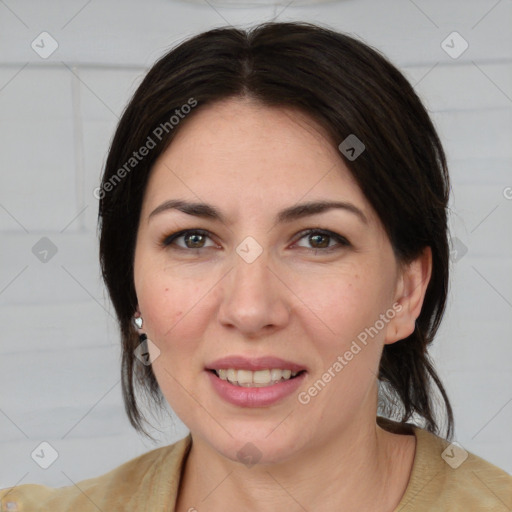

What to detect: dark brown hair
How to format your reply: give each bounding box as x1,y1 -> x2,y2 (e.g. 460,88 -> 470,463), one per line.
98,21 -> 454,441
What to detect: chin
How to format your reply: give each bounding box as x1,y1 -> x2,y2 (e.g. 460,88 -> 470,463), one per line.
202,425 -> 307,467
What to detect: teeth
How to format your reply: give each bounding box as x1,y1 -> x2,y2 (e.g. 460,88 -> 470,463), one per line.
214,368 -> 300,387
271,369 -> 283,381
253,369 -> 271,384
237,369 -> 253,385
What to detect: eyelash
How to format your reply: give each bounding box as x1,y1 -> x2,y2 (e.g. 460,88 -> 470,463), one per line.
160,228 -> 351,253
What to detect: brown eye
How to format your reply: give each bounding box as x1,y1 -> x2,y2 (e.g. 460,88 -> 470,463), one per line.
295,229 -> 350,252
161,229 -> 215,250
309,233 -> 330,248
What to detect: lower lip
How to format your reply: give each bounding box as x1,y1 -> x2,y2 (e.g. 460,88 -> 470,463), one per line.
206,370 -> 306,407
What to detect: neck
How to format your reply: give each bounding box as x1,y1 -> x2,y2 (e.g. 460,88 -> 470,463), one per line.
175,416 -> 415,512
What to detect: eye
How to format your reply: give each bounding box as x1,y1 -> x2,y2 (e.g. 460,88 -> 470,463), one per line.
160,228 -> 351,253
294,229 -> 351,252
161,229 -> 216,250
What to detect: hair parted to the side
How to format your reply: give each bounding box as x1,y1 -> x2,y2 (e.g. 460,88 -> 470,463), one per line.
98,21 -> 454,441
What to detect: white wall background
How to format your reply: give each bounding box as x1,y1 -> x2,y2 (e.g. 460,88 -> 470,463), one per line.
0,0 -> 511,490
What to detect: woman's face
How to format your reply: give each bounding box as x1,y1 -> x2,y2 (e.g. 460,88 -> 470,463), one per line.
134,98 -> 411,463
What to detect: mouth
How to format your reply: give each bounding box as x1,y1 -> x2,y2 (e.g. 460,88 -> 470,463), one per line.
207,368 -> 307,388
205,356 -> 308,407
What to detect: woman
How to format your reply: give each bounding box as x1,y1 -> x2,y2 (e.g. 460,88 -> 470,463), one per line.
1,21 -> 510,512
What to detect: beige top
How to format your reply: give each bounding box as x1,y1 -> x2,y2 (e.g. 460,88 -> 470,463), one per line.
2,418 -> 511,511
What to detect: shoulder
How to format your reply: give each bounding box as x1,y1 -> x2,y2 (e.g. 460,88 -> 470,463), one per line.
398,423 -> 512,511
0,435 -> 191,512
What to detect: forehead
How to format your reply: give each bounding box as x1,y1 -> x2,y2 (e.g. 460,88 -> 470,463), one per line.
142,98 -> 374,224
166,97 -> 338,163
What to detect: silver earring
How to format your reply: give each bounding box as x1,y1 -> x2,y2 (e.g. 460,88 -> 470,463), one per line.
133,316 -> 143,329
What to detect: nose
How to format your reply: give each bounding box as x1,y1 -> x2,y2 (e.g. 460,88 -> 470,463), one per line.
217,249 -> 292,336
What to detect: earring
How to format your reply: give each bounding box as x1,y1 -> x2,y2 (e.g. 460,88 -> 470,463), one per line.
133,316 -> 143,329
133,316 -> 147,346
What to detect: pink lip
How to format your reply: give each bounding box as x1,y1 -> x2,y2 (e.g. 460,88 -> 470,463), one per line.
206,356 -> 307,372
206,370 -> 307,408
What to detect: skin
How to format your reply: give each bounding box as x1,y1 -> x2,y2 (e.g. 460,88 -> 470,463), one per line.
133,97 -> 432,512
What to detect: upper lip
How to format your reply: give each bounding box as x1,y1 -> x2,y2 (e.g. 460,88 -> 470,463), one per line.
206,356 -> 307,373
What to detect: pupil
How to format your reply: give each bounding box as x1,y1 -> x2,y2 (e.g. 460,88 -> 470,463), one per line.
311,234 -> 329,248
186,233 -> 204,248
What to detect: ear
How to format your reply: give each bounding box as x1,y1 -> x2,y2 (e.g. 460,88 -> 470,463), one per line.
384,247 -> 432,345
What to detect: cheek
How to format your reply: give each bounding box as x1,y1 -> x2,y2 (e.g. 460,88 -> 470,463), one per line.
134,253 -> 207,345
293,263 -> 394,404
296,266 -> 388,346
296,270 -> 388,409
138,277 -> 200,343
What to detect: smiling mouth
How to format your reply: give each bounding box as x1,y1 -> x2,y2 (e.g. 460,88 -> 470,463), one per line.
209,368 -> 306,387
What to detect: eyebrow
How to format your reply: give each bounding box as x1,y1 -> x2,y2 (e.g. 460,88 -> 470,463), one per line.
148,199 -> 368,225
